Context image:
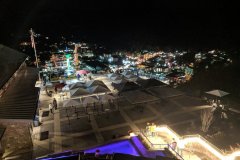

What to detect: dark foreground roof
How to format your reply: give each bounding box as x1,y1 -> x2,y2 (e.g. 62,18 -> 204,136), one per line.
0,44 -> 27,89
0,127 -> 5,140
0,67 -> 39,120
36,152 -> 177,160
113,153 -> 174,160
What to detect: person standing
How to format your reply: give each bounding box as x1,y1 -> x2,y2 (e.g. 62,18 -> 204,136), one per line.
146,123 -> 150,136
151,123 -> 156,137
95,149 -> 100,158
77,73 -> 80,80
171,138 -> 177,150
53,98 -> 57,110
49,103 -> 53,114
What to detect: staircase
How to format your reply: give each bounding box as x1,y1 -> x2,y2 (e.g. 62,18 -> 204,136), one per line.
130,136 -> 166,158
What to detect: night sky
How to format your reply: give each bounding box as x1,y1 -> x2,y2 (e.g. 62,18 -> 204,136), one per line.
0,0 -> 239,50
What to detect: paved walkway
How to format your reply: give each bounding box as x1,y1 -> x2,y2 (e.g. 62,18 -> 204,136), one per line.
33,76 -> 162,158
32,75 -> 214,160
144,132 -> 201,160
53,98 -> 62,152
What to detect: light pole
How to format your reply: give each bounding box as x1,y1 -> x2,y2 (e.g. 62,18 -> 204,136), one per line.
30,28 -> 39,68
30,28 -> 41,80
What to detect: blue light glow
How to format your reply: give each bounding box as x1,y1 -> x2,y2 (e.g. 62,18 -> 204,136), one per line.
84,140 -> 140,156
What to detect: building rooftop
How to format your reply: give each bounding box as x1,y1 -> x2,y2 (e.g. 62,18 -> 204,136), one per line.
0,127 -> 5,141
0,44 -> 27,89
0,66 -> 39,120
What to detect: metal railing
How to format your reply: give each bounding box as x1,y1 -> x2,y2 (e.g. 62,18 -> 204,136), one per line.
168,144 -> 184,160
135,130 -> 184,160
181,134 -> 224,157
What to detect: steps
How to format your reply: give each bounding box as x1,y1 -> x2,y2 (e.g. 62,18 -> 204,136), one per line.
130,136 -> 165,159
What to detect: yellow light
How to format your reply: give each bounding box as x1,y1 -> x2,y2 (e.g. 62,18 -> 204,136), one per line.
130,132 -> 136,137
154,125 -> 240,160
180,137 -> 224,159
226,151 -> 240,160
155,126 -> 180,141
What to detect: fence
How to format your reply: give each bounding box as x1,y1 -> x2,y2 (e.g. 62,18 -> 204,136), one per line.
135,130 -> 184,160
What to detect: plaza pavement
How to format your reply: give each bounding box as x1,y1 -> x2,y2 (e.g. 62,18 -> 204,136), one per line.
32,75 -> 210,159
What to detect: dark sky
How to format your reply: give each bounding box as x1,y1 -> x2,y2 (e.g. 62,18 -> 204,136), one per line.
0,0 -> 239,49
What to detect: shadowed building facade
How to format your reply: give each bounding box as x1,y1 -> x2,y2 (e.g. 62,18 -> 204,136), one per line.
0,44 -> 40,159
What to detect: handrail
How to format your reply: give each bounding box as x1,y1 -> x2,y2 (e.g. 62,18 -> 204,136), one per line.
168,144 -> 184,160
136,130 -> 167,149
147,125 -> 240,160
134,130 -> 184,160
181,134 -> 223,155
138,130 -> 155,147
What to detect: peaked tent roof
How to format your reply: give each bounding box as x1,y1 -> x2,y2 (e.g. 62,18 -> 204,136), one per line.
82,96 -> 99,105
0,44 -> 27,89
111,75 -> 123,81
112,81 -> 141,93
69,82 -> 85,90
87,85 -> 110,94
108,73 -> 119,78
70,88 -> 89,97
125,74 -> 137,79
122,90 -> 159,104
114,78 -> 128,84
128,77 -> 143,82
205,89 -> 230,97
122,70 -> 132,76
147,86 -> 184,99
63,99 -> 81,107
84,80 -> 106,88
137,78 -> 166,88
98,94 -> 115,102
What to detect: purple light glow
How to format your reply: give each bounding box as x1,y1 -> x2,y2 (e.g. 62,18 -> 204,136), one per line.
131,136 -> 165,158
36,154 -> 78,160
84,140 -> 140,156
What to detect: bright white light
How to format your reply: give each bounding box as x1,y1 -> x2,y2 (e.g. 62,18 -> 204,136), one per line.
154,125 -> 240,160
130,132 -> 136,137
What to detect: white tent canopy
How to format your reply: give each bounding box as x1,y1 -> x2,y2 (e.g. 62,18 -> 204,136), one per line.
69,82 -> 85,90
110,75 -> 123,81
125,74 -> 137,79
62,84 -> 71,91
128,77 -> 142,82
114,79 -> 128,84
206,89 -> 230,97
45,82 -> 53,87
87,85 -> 110,94
70,88 -> 89,97
122,70 -> 132,76
84,80 -> 105,88
98,94 -> 115,102
82,96 -> 99,105
63,99 -> 81,107
108,73 -> 118,79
